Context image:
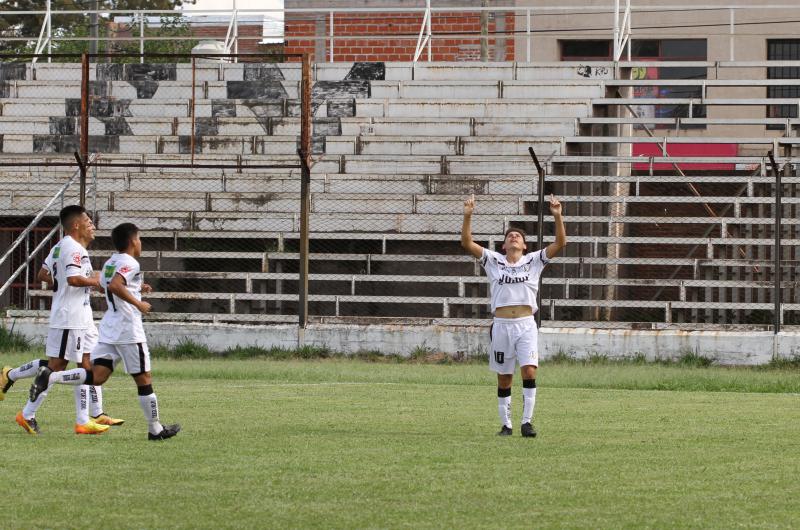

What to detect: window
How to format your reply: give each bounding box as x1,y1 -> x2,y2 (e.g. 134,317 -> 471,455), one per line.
560,40 -> 612,61
767,40 -> 800,129
628,39 -> 707,128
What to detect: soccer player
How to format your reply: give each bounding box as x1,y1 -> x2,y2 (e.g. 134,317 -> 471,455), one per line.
37,266 -> 125,427
32,222 -> 181,441
10,205 -> 111,435
461,193 -> 567,437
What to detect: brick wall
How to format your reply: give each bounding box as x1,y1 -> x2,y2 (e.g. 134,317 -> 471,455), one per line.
284,12 -> 514,62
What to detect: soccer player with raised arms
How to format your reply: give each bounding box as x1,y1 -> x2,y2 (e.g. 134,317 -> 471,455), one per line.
461,193 -> 566,437
31,222 -> 180,441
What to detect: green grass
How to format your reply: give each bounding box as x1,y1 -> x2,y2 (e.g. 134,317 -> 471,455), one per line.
0,354 -> 799,529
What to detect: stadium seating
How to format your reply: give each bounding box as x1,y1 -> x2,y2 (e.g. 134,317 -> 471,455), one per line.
1,60 -> 797,327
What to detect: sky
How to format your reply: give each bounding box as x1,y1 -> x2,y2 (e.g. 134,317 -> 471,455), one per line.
181,0 -> 284,42
182,0 -> 283,16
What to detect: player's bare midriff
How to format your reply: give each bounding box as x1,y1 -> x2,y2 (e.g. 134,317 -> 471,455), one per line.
494,305 -> 533,318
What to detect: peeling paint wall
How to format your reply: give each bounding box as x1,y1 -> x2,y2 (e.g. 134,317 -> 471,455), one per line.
3,317 -> 795,365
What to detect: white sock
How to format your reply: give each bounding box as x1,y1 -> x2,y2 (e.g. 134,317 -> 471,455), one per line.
89,386 -> 103,417
9,359 -> 44,381
22,388 -> 48,419
498,394 -> 512,429
48,368 -> 87,387
138,393 -> 163,435
75,385 -> 90,425
522,386 -> 537,425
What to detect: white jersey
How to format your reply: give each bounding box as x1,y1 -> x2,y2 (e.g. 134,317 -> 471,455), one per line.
99,253 -> 146,344
480,248 -> 550,314
42,235 -> 93,329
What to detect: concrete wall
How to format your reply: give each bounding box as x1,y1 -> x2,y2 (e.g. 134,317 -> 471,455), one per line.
4,316 -> 797,365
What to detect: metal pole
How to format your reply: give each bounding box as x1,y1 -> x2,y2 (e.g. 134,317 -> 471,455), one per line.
526,9 -> 531,63
89,0 -> 98,55
480,0 -> 489,62
298,54 -> 312,328
233,0 -> 239,61
329,11 -> 334,62
768,150 -> 782,334
729,8 -> 735,61
529,147 -> 546,328
47,0 -> 52,62
191,56 -> 196,165
426,0 -> 432,61
613,0 -> 620,62
140,12 -> 145,63
79,53 -> 89,207
24,232 -> 30,310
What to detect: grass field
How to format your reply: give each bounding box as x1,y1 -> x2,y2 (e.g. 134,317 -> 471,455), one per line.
0,351 -> 799,529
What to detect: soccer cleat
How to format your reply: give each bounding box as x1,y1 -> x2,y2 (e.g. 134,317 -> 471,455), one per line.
15,411 -> 40,435
92,413 -> 125,426
148,423 -> 181,441
29,366 -> 52,403
74,420 -> 110,435
498,425 -> 513,436
1,366 -> 13,400
521,422 -> 537,438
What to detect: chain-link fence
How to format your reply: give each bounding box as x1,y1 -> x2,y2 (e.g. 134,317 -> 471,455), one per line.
1,54 -> 798,331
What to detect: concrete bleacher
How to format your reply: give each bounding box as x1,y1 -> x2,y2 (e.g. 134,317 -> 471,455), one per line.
1,60 -> 797,327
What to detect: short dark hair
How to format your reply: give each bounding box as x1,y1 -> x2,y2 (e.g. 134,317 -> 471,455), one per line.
111,223 -> 139,252
59,205 -> 86,230
504,226 -> 527,243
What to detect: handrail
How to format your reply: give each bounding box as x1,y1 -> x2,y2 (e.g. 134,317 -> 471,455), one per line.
4,2 -> 798,63
0,153 -> 97,300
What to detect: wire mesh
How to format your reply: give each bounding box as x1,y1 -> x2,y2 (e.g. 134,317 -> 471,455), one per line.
1,55 -> 798,330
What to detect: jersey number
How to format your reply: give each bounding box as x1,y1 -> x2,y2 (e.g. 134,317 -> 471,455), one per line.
494,351 -> 505,364
51,264 -> 59,292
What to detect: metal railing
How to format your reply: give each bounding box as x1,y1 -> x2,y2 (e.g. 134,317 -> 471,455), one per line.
5,2 -> 800,63
17,2 -> 800,63
0,153 -> 96,305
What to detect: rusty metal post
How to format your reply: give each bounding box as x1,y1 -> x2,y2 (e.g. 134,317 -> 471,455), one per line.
79,53 -> 90,207
190,56 -> 197,165
298,53 -> 312,328
767,150 -> 784,335
528,147 -> 545,328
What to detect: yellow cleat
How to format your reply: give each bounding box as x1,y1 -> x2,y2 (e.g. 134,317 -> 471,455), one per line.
74,420 -> 110,435
0,366 -> 12,400
92,414 -> 125,426
15,411 -> 40,435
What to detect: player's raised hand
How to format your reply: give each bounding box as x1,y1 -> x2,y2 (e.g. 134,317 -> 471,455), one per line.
464,194 -> 475,216
549,194 -> 563,216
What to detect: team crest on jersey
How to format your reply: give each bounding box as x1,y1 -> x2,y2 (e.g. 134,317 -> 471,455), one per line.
104,264 -> 116,279
119,266 -> 132,274
72,252 -> 82,265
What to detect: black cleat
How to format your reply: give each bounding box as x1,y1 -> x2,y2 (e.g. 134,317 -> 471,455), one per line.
521,422 -> 537,438
148,423 -> 181,441
29,366 -> 52,403
498,425 -> 513,436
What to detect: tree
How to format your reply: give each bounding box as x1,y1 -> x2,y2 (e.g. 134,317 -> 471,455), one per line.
0,0 -> 193,55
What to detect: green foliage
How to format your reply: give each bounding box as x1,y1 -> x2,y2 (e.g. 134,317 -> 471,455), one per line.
0,358 -> 798,529
676,349 -> 715,367
1,1 -> 195,59
767,354 -> 800,370
0,326 -> 31,351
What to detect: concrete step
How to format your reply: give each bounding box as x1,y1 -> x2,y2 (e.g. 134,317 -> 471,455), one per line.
0,115 -> 577,137
356,98 -> 592,118
369,80 -> 604,99
9,78 -> 603,101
